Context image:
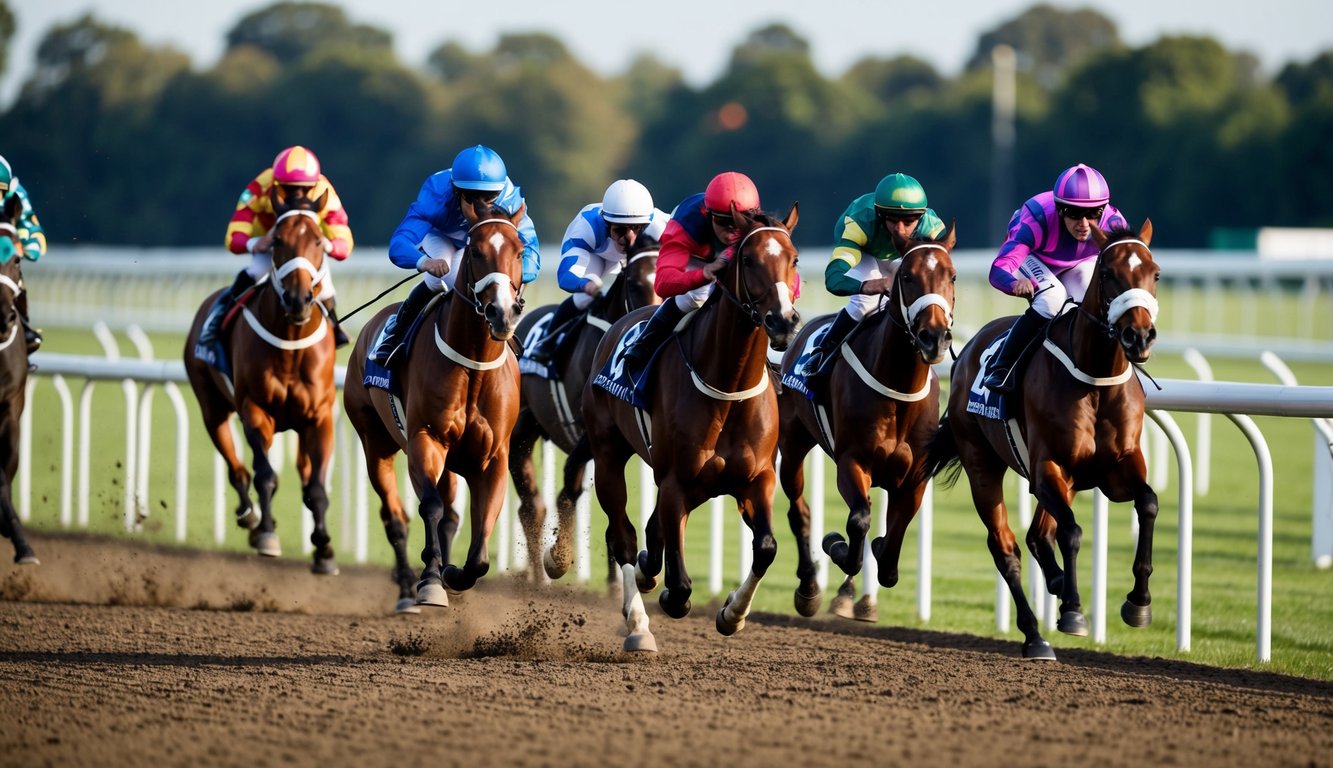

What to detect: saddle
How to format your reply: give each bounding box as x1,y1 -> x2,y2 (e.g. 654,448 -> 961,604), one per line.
363,294 -> 449,395
592,318 -> 667,409
194,284 -> 263,378
518,310 -> 588,380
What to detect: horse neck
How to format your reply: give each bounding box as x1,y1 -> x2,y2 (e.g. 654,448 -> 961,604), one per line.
685,294 -> 768,391
862,307 -> 931,391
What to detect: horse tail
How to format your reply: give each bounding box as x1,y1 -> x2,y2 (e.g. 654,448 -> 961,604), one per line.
923,415 -> 964,489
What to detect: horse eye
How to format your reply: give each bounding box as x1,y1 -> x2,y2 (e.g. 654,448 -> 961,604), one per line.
950,274 -> 957,284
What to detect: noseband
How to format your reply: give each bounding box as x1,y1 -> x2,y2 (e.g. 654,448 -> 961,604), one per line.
268,209 -> 329,306
1079,238 -> 1160,338
887,242 -> 953,346
455,217 -> 523,315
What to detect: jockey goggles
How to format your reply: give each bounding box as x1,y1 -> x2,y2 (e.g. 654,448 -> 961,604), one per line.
1059,204 -> 1105,221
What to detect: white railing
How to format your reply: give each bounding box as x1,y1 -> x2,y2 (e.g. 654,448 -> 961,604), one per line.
21,338 -> 1333,663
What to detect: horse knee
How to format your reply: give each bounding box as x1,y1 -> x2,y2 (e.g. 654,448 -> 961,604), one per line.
752,533 -> 777,573
302,483 -> 329,513
1137,489 -> 1159,523
254,469 -> 278,498
847,507 -> 871,539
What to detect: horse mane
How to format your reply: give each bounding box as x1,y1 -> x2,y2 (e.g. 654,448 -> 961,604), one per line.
1103,224 -> 1139,242
744,210 -> 787,230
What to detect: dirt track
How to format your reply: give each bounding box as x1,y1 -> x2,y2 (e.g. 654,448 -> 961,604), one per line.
1,533 -> 1330,768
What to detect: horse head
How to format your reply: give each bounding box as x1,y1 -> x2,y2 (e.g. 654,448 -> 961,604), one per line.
270,185 -> 330,326
1089,219 -> 1159,363
0,195 -> 25,345
460,198 -> 526,341
889,221 -> 958,364
718,202 -> 802,350
617,233 -> 662,314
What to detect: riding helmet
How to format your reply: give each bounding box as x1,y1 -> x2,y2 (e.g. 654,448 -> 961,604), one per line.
704,171 -> 760,215
873,173 -> 928,213
1053,164 -> 1110,207
0,155 -> 14,198
601,179 -> 655,224
272,146 -> 321,186
451,145 -> 508,192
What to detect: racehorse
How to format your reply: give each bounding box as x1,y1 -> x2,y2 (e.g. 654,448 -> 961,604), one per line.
343,200 -> 525,612
184,185 -> 339,573
583,204 -> 801,652
510,235 -> 660,584
0,194 -> 37,564
924,220 -> 1159,660
777,224 -> 957,620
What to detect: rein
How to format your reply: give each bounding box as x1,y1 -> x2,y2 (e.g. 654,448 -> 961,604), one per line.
718,226 -> 792,327
1054,236 -> 1160,387
429,216 -> 521,369
452,217 -> 523,316
882,242 -> 953,347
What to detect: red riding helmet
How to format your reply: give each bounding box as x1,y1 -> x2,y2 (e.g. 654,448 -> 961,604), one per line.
704,171 -> 760,215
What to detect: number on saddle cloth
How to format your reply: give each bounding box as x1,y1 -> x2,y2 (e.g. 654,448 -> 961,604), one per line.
780,324 -> 831,400
592,318 -> 654,409
362,294 -> 447,395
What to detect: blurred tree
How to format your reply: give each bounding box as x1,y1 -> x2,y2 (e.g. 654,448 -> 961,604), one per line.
843,55 -> 946,108
225,1 -> 391,66
426,41 -> 486,84
1275,51 -> 1333,109
0,0 -> 14,80
966,3 -> 1121,89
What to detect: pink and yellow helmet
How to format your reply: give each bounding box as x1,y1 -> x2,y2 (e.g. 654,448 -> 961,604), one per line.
272,146 -> 321,186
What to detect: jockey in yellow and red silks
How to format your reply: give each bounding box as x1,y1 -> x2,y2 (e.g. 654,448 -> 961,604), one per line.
201,145 -> 355,347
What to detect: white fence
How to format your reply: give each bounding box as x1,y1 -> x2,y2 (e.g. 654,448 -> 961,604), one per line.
21,330 -> 1333,663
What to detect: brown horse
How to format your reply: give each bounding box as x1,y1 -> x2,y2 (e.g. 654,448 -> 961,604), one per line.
0,194 -> 37,564
184,186 -> 339,572
344,200 -> 525,612
925,220 -> 1160,660
510,235 -> 660,583
777,224 -> 957,619
583,205 -> 801,652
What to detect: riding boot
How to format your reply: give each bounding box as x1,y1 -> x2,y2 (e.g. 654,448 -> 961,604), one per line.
16,290 -> 39,354
621,299 -> 687,372
527,295 -> 583,364
321,297 -> 349,348
371,281 -> 436,369
199,270 -> 256,345
982,308 -> 1046,394
798,308 -> 858,380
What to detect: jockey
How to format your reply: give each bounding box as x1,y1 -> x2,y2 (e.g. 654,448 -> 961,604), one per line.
981,163 -> 1128,393
619,171 -> 761,372
525,179 -> 668,364
796,172 -> 945,381
204,145 -> 354,347
0,155 -> 46,354
370,144 -> 540,369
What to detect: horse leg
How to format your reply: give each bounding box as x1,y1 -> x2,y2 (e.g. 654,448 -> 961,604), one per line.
298,416 -> 337,575
0,468 -> 36,565
507,409 -> 549,584
437,472 -> 460,575
1106,455 -> 1159,627
964,457 -> 1053,660
363,439 -> 417,614
778,432 -> 821,617
590,431 -> 654,651
717,475 -> 779,636
199,401 -> 254,529
444,459 -> 510,593
1030,461 -> 1088,637
1024,505 -> 1065,595
823,457 -> 873,576
655,477 -> 693,620
548,436 -> 592,581
238,407 -> 280,557
408,437 -> 449,607
871,478 -> 929,589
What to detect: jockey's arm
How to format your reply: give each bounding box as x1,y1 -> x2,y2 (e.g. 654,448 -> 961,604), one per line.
653,219 -> 711,297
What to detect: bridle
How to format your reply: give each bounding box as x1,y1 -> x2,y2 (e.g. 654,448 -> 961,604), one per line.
454,217 -> 524,315
884,241 -> 953,349
267,209 -> 329,311
1076,237 -> 1159,339
718,225 -> 794,327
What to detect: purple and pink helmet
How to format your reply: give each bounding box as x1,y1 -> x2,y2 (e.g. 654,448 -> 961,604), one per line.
272,146 -> 321,186
1053,163 -> 1110,207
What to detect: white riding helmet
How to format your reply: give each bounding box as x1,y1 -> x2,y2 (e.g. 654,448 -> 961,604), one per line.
601,179 -> 654,224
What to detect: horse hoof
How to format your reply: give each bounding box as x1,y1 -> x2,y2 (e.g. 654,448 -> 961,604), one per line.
542,548 -> 570,580
821,532 -> 845,556
15,553 -> 38,565
634,559 -> 659,593
715,593 -> 745,636
254,532 -> 281,558
395,598 -> 421,615
311,558 -> 339,576
829,579 -> 855,619
853,595 -> 878,623
623,631 -> 658,653
1121,600 -> 1152,628
236,508 -> 259,531
658,589 -> 691,619
1057,611 -> 1089,637
1021,638 -> 1057,660
793,586 -> 821,618
415,580 -> 449,607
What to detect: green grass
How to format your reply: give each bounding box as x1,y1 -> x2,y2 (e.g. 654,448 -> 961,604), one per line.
17,292 -> 1333,681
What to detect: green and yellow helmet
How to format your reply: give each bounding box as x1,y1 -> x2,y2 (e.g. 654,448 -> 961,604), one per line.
873,172 -> 928,214
0,155 -> 13,199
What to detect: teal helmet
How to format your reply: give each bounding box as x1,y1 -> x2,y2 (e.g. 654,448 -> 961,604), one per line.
873,173 -> 928,214
0,155 -> 13,199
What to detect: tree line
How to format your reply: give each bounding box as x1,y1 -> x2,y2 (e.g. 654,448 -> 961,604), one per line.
1,1 -> 1331,251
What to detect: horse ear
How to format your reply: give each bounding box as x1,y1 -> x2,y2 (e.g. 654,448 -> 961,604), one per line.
783,201 -> 799,233
1090,223 -> 1108,249
313,188 -> 329,211
2,193 -> 19,225
1139,218 -> 1153,246
272,183 -> 289,213
510,201 -> 527,226
459,195 -> 477,222
940,219 -> 958,250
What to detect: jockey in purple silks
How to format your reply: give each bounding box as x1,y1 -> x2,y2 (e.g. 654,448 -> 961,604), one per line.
982,163 -> 1128,393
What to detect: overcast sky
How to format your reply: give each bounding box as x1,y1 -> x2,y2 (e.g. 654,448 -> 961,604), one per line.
5,0 -> 1332,105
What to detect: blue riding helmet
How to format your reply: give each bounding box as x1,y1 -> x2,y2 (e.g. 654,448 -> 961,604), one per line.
451,145 -> 507,191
